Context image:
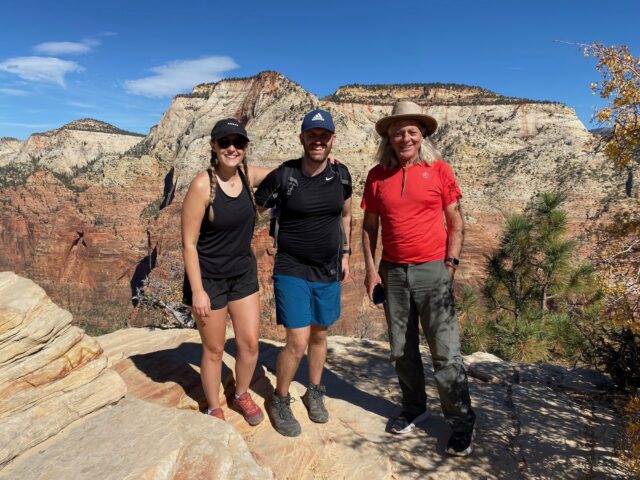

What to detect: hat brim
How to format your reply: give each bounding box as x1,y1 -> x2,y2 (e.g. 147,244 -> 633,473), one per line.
375,113 -> 438,137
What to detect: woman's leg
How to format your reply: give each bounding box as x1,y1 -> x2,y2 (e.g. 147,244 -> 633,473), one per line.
194,307 -> 228,409
227,291 -> 260,395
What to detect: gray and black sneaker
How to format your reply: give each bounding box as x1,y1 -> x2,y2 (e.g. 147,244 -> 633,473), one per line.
301,383 -> 329,423
269,393 -> 301,437
446,429 -> 474,456
390,410 -> 430,434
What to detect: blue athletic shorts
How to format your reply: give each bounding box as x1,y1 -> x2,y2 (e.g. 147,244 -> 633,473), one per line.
273,274 -> 341,329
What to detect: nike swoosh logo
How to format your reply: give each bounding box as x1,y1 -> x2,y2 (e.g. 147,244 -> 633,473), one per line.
325,176 -> 334,181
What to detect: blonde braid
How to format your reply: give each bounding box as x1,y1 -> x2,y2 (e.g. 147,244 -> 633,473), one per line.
239,157 -> 257,227
207,151 -> 218,223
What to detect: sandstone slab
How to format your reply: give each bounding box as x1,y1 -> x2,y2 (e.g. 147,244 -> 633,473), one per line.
98,328 -> 629,479
0,398 -> 271,480
0,273 -> 127,467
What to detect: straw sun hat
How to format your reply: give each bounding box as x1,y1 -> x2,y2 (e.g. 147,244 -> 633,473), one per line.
375,101 -> 438,137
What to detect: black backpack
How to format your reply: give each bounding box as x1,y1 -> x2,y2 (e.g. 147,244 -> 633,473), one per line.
268,161 -> 350,248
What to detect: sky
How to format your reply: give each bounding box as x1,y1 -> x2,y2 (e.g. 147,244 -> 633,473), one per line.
1,0 -> 639,140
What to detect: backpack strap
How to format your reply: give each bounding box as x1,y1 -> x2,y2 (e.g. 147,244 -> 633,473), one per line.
331,162 -> 351,252
271,164 -> 299,247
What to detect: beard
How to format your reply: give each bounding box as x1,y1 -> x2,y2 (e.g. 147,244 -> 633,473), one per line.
303,143 -> 331,163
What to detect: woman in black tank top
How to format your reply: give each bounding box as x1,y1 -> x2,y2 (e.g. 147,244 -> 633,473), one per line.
181,118 -> 274,424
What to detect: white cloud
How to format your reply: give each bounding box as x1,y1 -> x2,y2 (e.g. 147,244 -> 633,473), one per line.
68,101 -> 96,109
124,56 -> 238,98
0,88 -> 29,96
34,41 -> 93,55
0,56 -> 83,87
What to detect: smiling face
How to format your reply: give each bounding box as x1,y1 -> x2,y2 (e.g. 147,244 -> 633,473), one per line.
210,134 -> 248,169
387,119 -> 425,165
299,128 -> 335,164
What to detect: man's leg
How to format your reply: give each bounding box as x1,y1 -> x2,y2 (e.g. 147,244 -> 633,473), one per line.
308,325 -> 328,385
380,261 -> 429,433
270,274 -> 312,436
414,261 -> 475,436
301,325 -> 330,423
275,326 -> 310,396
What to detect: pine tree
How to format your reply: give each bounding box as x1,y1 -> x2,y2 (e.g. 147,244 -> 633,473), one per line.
482,192 -> 595,362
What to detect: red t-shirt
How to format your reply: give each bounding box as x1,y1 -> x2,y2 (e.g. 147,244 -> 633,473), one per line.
361,160 -> 462,264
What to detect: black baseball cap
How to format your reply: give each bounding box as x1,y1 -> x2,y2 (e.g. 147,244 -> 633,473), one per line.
210,118 -> 249,140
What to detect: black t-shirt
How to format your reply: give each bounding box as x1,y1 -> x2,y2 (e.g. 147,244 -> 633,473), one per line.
197,181 -> 255,278
255,158 -> 352,282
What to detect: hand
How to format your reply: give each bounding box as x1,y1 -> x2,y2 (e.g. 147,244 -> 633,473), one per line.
446,265 -> 456,279
364,269 -> 382,303
328,155 -> 338,165
192,289 -> 211,318
341,256 -> 351,284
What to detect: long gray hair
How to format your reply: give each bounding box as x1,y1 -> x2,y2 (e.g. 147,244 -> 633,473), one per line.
374,135 -> 441,169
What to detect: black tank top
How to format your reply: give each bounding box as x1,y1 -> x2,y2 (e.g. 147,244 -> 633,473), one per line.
197,180 -> 255,278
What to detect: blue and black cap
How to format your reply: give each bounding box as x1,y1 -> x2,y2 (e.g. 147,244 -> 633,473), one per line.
301,109 -> 335,133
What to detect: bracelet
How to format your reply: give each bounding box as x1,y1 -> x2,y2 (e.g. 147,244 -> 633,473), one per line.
341,248 -> 352,255
444,257 -> 459,269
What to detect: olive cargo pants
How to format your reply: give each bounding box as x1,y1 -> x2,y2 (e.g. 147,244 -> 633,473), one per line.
379,259 -> 476,434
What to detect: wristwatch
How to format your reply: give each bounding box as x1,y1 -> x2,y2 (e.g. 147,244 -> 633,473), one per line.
444,257 -> 459,269
341,248 -> 352,255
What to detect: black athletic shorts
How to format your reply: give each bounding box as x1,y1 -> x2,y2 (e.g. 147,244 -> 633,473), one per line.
183,260 -> 259,310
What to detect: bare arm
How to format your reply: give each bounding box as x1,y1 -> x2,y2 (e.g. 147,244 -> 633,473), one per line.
181,172 -> 211,317
340,197 -> 352,283
444,200 -> 465,278
247,165 -> 275,187
362,211 -> 382,301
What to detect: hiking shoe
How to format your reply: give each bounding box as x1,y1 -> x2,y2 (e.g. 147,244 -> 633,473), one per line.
269,393 -> 301,437
232,392 -> 265,426
206,407 -> 225,421
301,383 -> 329,423
446,430 -> 475,457
390,410 -> 430,434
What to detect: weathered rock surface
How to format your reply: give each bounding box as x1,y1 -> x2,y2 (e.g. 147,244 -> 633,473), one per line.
0,272 -> 126,467
0,273 -> 271,479
98,327 -> 629,479
0,71 -> 632,333
0,398 -> 271,480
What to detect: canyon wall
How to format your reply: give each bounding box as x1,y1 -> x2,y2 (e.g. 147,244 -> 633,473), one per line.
0,71 -> 626,332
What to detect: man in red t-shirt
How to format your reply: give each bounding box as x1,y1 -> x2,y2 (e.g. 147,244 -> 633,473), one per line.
361,101 -> 476,456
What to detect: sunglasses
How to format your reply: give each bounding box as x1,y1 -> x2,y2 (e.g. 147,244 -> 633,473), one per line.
216,137 -> 248,149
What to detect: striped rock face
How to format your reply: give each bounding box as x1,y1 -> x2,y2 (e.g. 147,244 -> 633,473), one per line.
0,273 -> 271,480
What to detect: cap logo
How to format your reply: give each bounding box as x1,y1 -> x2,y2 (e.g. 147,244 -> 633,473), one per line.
311,112 -> 324,122
226,121 -> 240,127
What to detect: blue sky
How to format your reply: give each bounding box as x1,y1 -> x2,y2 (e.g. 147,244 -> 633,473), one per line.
1,0 -> 638,139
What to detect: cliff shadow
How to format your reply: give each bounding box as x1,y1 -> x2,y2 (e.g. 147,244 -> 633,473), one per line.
160,167 -> 176,209
128,341 -> 231,410
224,339 -> 398,421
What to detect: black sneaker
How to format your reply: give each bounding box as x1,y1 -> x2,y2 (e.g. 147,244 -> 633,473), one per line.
446,430 -> 474,456
390,410 -> 430,434
269,393 -> 301,437
301,383 -> 328,423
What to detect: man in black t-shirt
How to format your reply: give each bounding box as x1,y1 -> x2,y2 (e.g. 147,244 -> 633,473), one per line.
255,109 -> 352,437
